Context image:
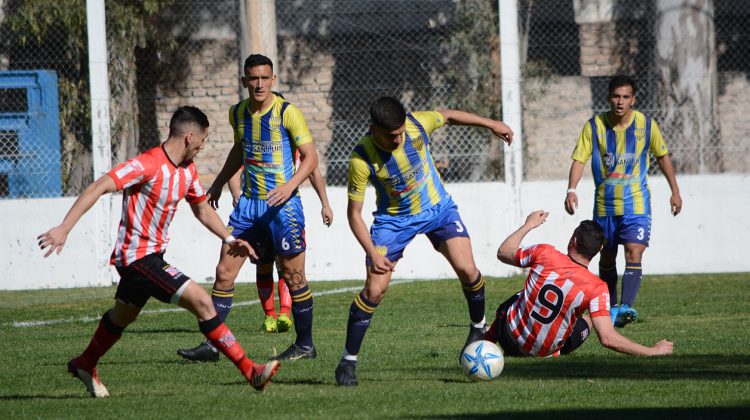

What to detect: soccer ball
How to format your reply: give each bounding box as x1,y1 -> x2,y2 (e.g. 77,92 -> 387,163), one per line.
460,340 -> 504,381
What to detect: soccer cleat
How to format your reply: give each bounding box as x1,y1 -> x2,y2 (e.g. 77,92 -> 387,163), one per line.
176,341 -> 220,362
460,324 -> 488,360
614,304 -> 638,328
610,305 -> 619,325
335,359 -> 358,386
247,360 -> 280,391
261,315 -> 278,333
271,343 -> 317,361
67,358 -> 110,398
276,313 -> 292,333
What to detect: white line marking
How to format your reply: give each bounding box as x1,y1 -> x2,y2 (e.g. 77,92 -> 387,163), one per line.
8,278 -> 427,328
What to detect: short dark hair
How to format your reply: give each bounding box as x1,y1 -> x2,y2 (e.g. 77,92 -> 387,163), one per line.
168,106 -> 209,137
608,75 -> 636,96
244,54 -> 273,71
370,96 -> 406,130
573,220 -> 604,259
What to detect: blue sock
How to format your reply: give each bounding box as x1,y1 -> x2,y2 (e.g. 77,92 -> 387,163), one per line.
291,285 -> 314,348
211,287 -> 234,322
461,273 -> 486,324
599,265 -> 618,306
621,262 -> 642,307
344,292 -> 378,356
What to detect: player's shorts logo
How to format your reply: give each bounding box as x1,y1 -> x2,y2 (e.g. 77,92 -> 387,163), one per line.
163,265 -> 182,278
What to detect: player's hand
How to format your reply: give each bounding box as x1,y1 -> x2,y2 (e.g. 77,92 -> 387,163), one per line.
267,183 -> 295,207
321,206 -> 333,227
670,193 -> 682,216
564,191 -> 578,215
490,121 -> 514,146
524,210 -> 548,228
650,339 -> 674,356
231,193 -> 241,208
37,225 -> 70,257
369,253 -> 395,275
207,184 -> 223,210
226,238 -> 258,260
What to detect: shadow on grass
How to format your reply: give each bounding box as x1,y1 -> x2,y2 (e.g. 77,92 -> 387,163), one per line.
415,407 -> 750,419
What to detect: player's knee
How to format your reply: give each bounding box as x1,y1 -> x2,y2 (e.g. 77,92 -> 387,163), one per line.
457,266 -> 480,284
364,287 -> 387,304
214,264 -> 239,287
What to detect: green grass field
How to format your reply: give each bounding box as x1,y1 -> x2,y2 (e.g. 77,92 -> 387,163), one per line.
1,273 -> 749,419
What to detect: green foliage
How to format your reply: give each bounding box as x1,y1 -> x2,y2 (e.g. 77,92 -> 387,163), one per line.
1,274 -> 749,418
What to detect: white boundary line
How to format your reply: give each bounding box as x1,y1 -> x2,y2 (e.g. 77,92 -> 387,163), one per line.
8,278 -> 429,328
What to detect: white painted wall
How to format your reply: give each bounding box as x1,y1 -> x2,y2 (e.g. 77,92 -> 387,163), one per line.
2,174 -> 747,290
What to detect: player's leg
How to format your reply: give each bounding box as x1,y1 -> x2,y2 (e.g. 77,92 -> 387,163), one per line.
256,262 -> 278,333
558,316 -> 592,356
273,251 -> 315,359
614,214 -> 650,327
276,268 -> 293,333
595,215 -> 619,321
179,280 -> 278,390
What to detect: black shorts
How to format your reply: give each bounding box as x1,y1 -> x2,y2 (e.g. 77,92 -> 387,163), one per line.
494,292 -> 590,357
115,253 -> 191,308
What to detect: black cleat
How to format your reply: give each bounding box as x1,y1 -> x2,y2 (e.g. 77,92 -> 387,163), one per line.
460,324 -> 488,360
335,360 -> 358,386
270,343 -> 317,361
177,342 -> 220,362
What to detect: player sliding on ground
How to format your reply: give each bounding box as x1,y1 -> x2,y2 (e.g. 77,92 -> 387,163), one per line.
484,210 -> 674,358
335,96 -> 514,386
36,106 -> 280,397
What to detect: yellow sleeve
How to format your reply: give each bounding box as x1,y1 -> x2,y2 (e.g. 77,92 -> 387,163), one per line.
410,111 -> 445,136
281,103 -> 313,146
571,121 -> 593,163
347,152 -> 370,202
649,119 -> 669,158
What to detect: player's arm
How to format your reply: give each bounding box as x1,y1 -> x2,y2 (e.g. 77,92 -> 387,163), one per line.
208,143 -> 244,209
189,199 -> 257,260
497,210 -> 549,265
267,142 -> 318,207
228,168 -> 243,207
37,174 -> 118,257
591,315 -> 673,356
309,167 -> 333,226
347,198 -> 393,274
655,154 -> 682,216
437,109 -> 513,145
565,160 -> 586,215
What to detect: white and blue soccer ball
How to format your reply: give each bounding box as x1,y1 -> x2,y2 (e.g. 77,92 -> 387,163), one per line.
460,340 -> 504,381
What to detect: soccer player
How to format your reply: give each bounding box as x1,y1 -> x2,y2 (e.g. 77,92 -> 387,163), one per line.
484,210 -> 674,358
334,96 -> 514,386
177,54 -> 319,362
228,165 -> 333,334
564,75 -> 682,328
36,106 -> 280,397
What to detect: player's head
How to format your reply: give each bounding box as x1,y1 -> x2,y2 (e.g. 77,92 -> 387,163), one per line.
168,106 -> 209,162
369,96 -> 407,151
607,75 -> 636,118
569,220 -> 604,260
242,54 -> 276,104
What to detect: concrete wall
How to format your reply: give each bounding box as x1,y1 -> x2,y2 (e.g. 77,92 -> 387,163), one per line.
2,174 -> 747,290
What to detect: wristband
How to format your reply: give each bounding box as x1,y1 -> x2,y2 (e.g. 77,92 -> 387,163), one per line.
223,235 -> 236,245
566,188 -> 576,194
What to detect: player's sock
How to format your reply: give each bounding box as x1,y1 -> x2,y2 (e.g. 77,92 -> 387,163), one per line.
290,285 -> 314,348
211,287 -> 235,322
599,264 -> 618,306
278,273 -> 291,317
256,273 -> 276,317
461,273 -> 486,325
77,310 -> 125,370
621,262 -> 642,307
344,292 -> 378,356
199,316 -> 253,375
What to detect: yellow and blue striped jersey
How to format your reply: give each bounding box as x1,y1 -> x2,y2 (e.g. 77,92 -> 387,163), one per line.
572,110 -> 669,216
229,94 -> 312,200
347,111 -> 450,216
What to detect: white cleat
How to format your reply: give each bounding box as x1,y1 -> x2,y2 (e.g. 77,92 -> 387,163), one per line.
68,359 -> 110,398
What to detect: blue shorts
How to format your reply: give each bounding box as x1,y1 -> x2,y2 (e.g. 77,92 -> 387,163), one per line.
369,198 -> 470,264
594,214 -> 651,252
228,195 -> 306,262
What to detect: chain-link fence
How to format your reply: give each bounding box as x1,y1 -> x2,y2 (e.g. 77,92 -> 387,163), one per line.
1,0 -> 748,199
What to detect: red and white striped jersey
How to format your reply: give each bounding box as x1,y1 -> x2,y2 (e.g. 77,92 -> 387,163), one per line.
107,145 -> 207,267
506,244 -> 610,357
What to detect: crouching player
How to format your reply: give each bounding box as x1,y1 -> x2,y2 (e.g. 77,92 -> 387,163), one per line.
485,210 -> 674,358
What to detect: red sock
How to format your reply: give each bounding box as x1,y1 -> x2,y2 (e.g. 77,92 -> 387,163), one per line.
203,322 -> 254,376
257,272 -> 276,316
483,320 -> 499,343
77,312 -> 123,370
278,274 -> 291,316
